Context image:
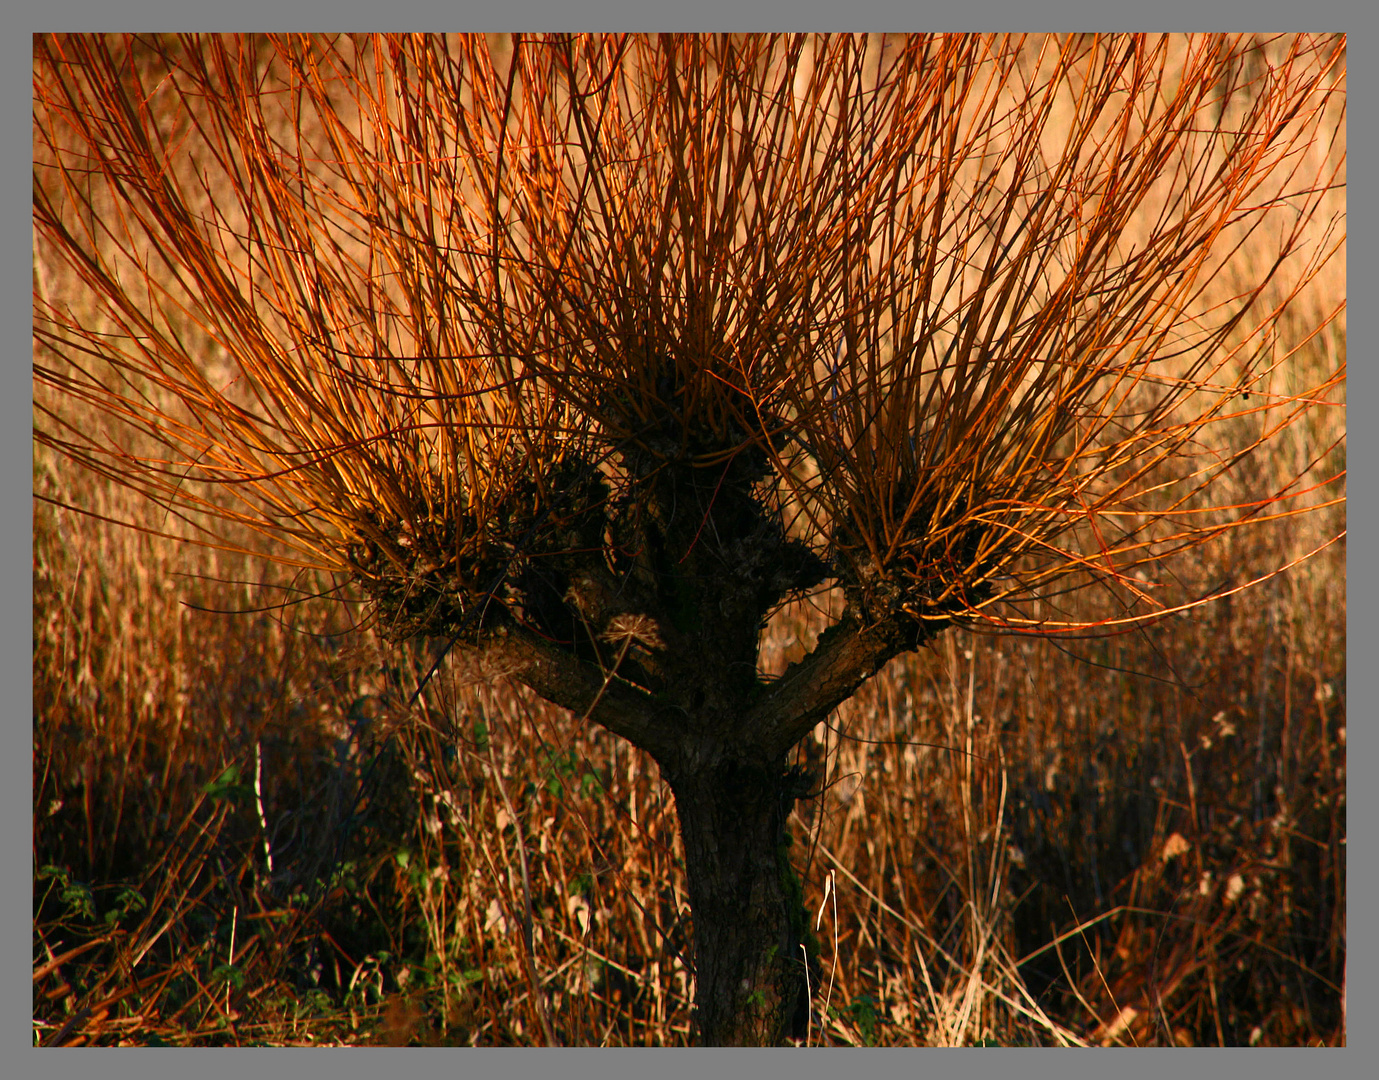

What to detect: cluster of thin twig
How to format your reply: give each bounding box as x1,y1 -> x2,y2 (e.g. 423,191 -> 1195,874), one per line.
35,33 -> 1344,640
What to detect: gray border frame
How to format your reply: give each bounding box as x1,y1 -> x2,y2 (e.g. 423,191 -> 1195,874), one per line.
17,8 -> 1364,1079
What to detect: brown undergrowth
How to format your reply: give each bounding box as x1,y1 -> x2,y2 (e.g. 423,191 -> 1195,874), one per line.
33,433 -> 1344,1045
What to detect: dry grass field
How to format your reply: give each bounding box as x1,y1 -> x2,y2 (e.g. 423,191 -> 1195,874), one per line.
33,34 -> 1344,1046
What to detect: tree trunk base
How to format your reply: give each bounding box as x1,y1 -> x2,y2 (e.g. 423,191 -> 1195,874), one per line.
665,756 -> 816,1046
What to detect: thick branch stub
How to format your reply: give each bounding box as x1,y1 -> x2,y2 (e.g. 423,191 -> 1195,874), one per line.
488,620 -> 682,763
749,609 -> 927,758
498,579 -> 930,768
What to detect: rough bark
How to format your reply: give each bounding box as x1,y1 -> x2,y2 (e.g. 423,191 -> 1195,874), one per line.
749,610 -> 929,758
662,753 -> 813,1046
488,618 -> 682,762
490,592 -> 926,1043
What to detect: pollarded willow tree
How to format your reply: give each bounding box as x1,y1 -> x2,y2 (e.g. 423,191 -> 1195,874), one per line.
33,34 -> 1344,1045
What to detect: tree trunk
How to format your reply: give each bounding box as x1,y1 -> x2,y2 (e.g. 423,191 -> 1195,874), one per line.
665,755 -> 814,1046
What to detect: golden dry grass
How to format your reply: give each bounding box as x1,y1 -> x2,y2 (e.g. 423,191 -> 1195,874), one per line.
32,361 -> 1345,1046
